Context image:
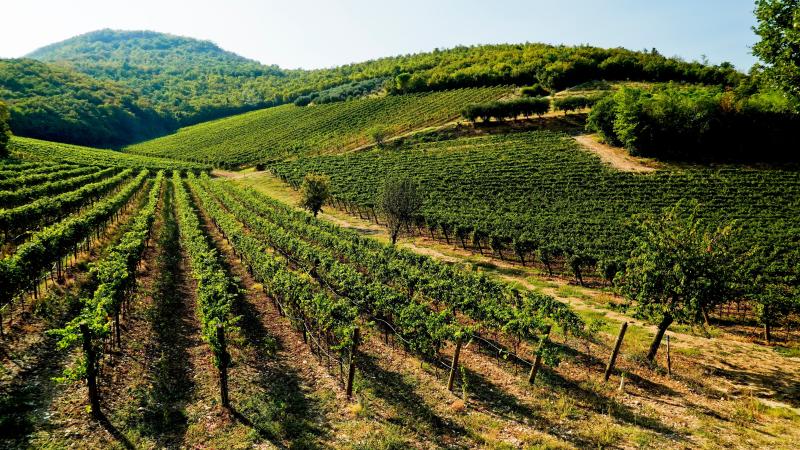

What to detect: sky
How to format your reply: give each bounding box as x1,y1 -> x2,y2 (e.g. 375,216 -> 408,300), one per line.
2,0 -> 760,71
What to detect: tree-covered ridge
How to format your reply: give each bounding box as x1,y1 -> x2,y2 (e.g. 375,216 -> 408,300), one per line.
6,29 -> 745,148
0,58 -> 169,146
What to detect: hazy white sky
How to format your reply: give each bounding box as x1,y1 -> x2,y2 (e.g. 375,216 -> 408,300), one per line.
2,0 -> 759,70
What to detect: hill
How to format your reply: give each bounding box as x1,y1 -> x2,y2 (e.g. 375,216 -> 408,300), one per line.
2,29 -> 744,147
124,87 -> 512,166
27,29 -> 292,125
0,58 -> 169,147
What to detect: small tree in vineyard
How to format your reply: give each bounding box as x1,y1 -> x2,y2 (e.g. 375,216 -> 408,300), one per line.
616,202 -> 740,362
378,177 -> 423,245
299,173 -> 331,217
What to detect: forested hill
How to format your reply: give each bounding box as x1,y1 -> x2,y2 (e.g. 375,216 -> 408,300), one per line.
0,58 -> 170,147
1,29 -> 744,147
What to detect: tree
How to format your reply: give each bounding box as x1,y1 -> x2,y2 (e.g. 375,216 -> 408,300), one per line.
378,177 -> 423,245
753,0 -> 800,98
299,173 -> 330,217
395,73 -> 413,93
368,125 -> 389,147
742,239 -> 800,343
616,202 -> 740,362
0,100 -> 11,157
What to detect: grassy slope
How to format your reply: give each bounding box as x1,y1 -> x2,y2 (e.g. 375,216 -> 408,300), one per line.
123,87 -> 512,166
9,136 -> 209,170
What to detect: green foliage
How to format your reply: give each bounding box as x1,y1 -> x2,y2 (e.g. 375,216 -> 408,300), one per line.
9,30 -> 741,147
126,88 -> 509,167
9,135 -> 209,170
51,173 -> 164,382
0,58 -> 169,147
270,130 -> 800,278
616,201 -> 741,329
461,97 -> 550,122
741,237 -> 800,341
753,0 -> 800,97
195,176 -> 580,359
0,100 -> 10,157
520,84 -> 550,97
299,173 -> 330,217
0,170 -> 148,311
173,172 -> 238,369
377,177 -> 423,245
552,94 -> 605,114
586,84 -> 800,161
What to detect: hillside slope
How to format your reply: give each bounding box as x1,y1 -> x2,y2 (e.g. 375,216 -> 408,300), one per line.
5,29 -> 743,147
124,87 -> 511,166
0,58 -> 168,146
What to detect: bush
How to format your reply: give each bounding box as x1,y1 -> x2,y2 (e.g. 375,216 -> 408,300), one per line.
553,95 -> 605,114
461,97 -> 550,122
585,84 -> 800,161
521,84 -> 550,97
293,95 -> 314,107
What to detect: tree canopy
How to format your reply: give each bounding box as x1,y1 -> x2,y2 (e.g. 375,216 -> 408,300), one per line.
299,173 -> 331,217
616,202 -> 741,361
753,0 -> 800,98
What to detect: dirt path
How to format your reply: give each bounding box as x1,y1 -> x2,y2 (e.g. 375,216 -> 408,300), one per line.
574,134 -> 658,172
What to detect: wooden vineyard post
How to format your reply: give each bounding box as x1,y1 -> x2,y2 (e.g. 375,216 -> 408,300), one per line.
80,323 -> 101,418
447,338 -> 463,392
216,324 -> 230,408
346,327 -> 360,398
666,334 -> 672,376
528,325 -> 552,384
604,321 -> 628,382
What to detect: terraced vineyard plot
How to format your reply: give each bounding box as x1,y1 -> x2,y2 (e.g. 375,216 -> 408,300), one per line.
124,87 -> 512,166
9,136 -> 211,171
270,130 -> 800,264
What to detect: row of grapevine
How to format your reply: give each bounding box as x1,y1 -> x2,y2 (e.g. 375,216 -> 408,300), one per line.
190,173 -> 459,358
0,164 -> 98,190
125,87 -> 512,167
0,161 -> 70,180
172,172 -> 238,405
0,168 -> 133,242
0,170 -> 149,311
187,174 -> 359,361
209,176 -> 583,342
50,172 -> 164,416
8,136 -> 211,171
0,166 -> 118,209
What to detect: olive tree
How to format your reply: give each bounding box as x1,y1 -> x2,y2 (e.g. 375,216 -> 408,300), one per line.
299,173 -> 330,217
616,202 -> 740,362
378,177 -> 423,245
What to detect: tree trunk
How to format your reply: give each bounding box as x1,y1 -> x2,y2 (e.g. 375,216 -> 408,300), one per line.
647,314 -> 673,362
764,322 -> 772,344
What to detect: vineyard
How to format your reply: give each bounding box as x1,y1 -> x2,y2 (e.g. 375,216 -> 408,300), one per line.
268,130 -> 800,273
8,135 -> 211,170
0,146 -> 798,448
124,87 -> 512,166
